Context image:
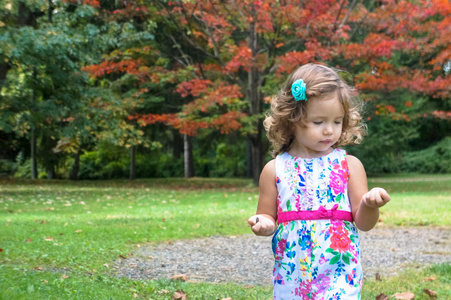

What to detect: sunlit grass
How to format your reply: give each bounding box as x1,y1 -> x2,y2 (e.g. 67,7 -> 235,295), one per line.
363,263 -> 451,300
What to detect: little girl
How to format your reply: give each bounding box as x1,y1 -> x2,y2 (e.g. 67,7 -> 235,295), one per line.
248,63 -> 390,299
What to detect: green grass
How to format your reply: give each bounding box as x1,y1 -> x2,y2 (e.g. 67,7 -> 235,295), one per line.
363,263 -> 451,300
368,174 -> 451,226
0,175 -> 450,299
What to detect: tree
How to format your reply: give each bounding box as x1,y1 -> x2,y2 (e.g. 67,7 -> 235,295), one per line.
340,0 -> 451,171
79,0 -> 161,180
0,0 -> 96,178
133,0 -> 368,184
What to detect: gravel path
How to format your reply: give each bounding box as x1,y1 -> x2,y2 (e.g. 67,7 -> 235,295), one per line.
116,228 -> 451,286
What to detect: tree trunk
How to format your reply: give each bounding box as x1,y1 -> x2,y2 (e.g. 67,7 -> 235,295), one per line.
70,150 -> 81,180
172,129 -> 183,160
46,166 -> 54,179
0,63 -> 10,87
248,4 -> 264,186
246,141 -> 253,178
129,145 -> 136,180
30,127 -> 38,179
184,134 -> 194,178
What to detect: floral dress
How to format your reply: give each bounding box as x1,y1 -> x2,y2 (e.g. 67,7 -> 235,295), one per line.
272,149 -> 362,300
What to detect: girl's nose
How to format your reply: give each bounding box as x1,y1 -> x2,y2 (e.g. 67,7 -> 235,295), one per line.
323,124 -> 333,135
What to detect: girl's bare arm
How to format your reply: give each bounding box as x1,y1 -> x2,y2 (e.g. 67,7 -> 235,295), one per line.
248,159 -> 278,236
347,155 -> 390,231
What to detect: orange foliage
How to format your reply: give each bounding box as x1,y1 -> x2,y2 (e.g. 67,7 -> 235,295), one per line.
224,46 -> 253,74
212,111 -> 246,134
432,110 -> 451,120
133,110 -> 246,136
90,0 -> 451,137
176,79 -> 211,98
344,0 -> 451,100
82,59 -> 149,79
63,0 -> 99,8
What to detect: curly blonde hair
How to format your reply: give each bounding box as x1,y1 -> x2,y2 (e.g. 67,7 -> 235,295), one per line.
264,63 -> 366,157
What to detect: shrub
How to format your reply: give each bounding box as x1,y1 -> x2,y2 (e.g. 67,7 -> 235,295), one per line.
0,159 -> 16,176
400,137 -> 451,173
103,161 -> 127,179
135,152 -> 183,178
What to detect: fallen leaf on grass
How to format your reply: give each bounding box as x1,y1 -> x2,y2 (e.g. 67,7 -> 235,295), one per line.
26,238 -> 31,243
34,267 -> 43,270
158,289 -> 170,294
424,277 -> 436,282
375,273 -> 382,281
376,293 -> 388,300
172,290 -> 187,300
103,263 -> 109,268
392,292 -> 415,299
0,248 -> 3,253
221,298 -> 232,300
423,289 -> 437,298
118,255 -> 127,259
60,274 -> 68,279
133,293 -> 138,298
42,280 -> 48,284
74,230 -> 82,233
171,274 -> 187,281
44,237 -> 56,241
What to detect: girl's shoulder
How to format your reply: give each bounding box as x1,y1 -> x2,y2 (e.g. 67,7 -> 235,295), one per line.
262,159 -> 276,172
345,154 -> 362,166
260,159 -> 276,184
346,154 -> 365,176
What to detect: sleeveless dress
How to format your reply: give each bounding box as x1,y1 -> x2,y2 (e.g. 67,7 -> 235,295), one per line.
272,149 -> 362,300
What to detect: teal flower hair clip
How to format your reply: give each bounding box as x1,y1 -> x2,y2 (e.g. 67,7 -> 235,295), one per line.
291,79 -> 307,101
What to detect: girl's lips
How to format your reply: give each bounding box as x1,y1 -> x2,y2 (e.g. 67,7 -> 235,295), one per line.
321,139 -> 332,144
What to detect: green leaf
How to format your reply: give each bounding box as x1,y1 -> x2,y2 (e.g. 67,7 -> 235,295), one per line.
286,200 -> 292,211
329,254 -> 341,265
325,248 -> 339,256
342,253 -> 350,265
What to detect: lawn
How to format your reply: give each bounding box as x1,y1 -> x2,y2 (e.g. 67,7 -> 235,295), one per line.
0,175 -> 450,299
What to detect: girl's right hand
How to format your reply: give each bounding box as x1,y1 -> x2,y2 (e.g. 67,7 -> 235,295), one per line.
248,215 -> 276,236
362,187 -> 390,208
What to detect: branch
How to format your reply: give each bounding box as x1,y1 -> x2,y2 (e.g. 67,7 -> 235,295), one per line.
156,1 -> 218,62
333,0 -> 346,32
349,0 -> 375,41
197,3 -> 222,61
168,34 -> 193,67
340,0 -> 358,28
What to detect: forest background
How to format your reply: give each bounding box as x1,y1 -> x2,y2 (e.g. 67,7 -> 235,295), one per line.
0,0 -> 450,185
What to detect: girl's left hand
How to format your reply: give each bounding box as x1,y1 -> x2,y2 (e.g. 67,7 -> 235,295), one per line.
362,187 -> 390,208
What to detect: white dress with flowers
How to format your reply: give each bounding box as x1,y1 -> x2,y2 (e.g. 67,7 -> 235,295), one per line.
272,149 -> 362,300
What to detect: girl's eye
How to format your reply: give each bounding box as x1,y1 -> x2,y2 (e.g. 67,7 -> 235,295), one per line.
313,121 -> 322,125
335,121 -> 342,124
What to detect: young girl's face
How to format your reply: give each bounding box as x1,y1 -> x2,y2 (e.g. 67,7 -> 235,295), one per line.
292,95 -> 344,157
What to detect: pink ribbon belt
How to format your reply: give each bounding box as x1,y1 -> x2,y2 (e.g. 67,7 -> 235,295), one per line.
278,204 -> 353,223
